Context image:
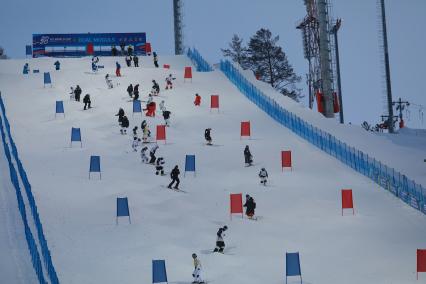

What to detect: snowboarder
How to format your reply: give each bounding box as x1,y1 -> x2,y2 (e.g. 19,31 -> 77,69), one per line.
244,145 -> 253,166
258,168 -> 268,186
191,253 -> 204,284
149,144 -> 159,164
127,84 -> 133,98
120,115 -> 129,134
133,84 -> 140,101
83,94 -> 91,110
152,80 -> 160,95
74,85 -> 82,102
162,110 -> 171,127
159,100 -> 166,112
125,55 -> 132,67
167,165 -> 180,189
165,74 -> 175,90
194,94 -> 201,106
133,55 -> 139,67
243,196 -> 256,219
155,157 -> 165,175
105,74 -> 113,89
54,60 -> 60,70
204,128 -> 212,145
132,137 -> 141,152
213,226 -> 228,253
115,62 -> 121,77
140,147 -> 149,163
115,108 -> 125,124
153,51 -> 159,68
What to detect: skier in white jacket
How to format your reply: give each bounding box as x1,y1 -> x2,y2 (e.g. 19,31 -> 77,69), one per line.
259,168 -> 268,185
192,253 -> 204,284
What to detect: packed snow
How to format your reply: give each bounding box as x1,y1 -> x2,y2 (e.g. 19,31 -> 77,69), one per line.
0,55 -> 426,284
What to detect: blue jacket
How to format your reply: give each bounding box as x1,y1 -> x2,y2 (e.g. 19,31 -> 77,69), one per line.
116,62 -> 121,69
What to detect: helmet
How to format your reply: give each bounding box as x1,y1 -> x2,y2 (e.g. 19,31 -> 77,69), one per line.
262,168 -> 265,171
192,253 -> 197,258
223,225 -> 228,230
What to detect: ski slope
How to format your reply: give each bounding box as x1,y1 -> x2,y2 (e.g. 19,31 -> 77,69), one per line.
0,55 -> 426,284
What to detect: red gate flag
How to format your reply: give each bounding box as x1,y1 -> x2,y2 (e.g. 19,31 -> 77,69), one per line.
156,125 -> 166,143
230,193 -> 243,219
418,249 -> 426,279
163,64 -> 170,69
281,151 -> 292,170
316,91 -> 324,113
184,66 -> 192,80
341,189 -> 354,215
86,43 -> 94,55
333,92 -> 340,113
145,42 -> 152,55
240,121 -> 251,138
211,95 -> 219,109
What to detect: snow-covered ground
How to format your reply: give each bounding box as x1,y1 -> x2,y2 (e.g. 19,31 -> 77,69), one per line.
0,55 -> 426,283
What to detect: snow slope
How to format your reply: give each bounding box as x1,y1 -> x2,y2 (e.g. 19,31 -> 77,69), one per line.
233,64 -> 426,187
0,55 -> 426,283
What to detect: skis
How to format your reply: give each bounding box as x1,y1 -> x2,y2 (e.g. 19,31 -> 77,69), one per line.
160,185 -> 187,193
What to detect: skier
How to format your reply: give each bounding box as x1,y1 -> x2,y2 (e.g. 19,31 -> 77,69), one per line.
23,63 -> 29,74
133,84 -> 140,101
153,51 -> 159,68
132,137 -> 141,152
105,74 -> 113,89
127,45 -> 133,56
120,115 -> 129,134
83,94 -> 91,110
213,226 -> 228,253
204,128 -> 212,145
152,80 -> 160,95
74,85 -> 82,102
244,145 -> 253,166
155,157 -> 165,175
162,110 -> 171,127
142,125 -> 150,143
115,108 -> 125,125
149,144 -> 159,164
133,55 -> 139,67
54,60 -> 60,71
111,45 -> 118,56
159,100 -> 166,112
132,126 -> 138,137
258,168 -> 268,186
243,196 -> 256,219
125,55 -> 132,67
165,74 -> 175,90
69,86 -> 75,100
141,120 -> 148,132
191,253 -> 204,284
115,62 -> 121,77
167,165 -> 180,189
127,84 -> 133,98
194,94 -> 201,106
140,146 -> 149,163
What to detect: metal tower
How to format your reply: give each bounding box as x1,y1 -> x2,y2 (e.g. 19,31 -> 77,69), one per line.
297,0 -> 336,118
173,0 -> 184,55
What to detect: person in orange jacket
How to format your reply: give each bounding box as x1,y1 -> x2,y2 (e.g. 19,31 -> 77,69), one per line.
194,93 -> 201,106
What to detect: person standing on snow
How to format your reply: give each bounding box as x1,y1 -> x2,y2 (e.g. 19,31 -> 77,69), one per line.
167,165 -> 180,189
149,144 -> 159,164
258,168 -> 268,186
194,94 -> 201,106
140,146 -> 149,163
115,62 -> 121,77
125,55 -> 132,67
120,115 -> 129,135
105,74 -> 113,89
115,108 -> 125,125
165,74 -> 175,90
155,157 -> 165,175
204,128 -> 212,145
74,85 -> 82,102
127,84 -> 133,98
133,55 -> 139,67
243,196 -> 256,219
162,110 -> 171,127
132,137 -> 141,152
191,253 -> 204,284
152,80 -> 160,95
133,84 -> 140,101
159,100 -> 166,112
244,145 -> 253,166
83,94 -> 91,110
213,226 -> 228,253
153,51 -> 159,68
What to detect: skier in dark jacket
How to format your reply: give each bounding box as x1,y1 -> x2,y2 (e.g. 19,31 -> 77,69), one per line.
149,144 -> 159,164
167,165 -> 180,189
127,84 -> 133,98
213,226 -> 228,253
162,110 -> 171,127
120,115 -> 129,134
111,45 -> 118,56
153,51 -> 159,68
83,94 -> 91,110
133,84 -> 140,101
243,196 -> 256,219
115,108 -> 125,124
204,128 -> 212,145
244,145 -> 253,166
152,80 -> 160,95
74,85 -> 82,102
155,157 -> 165,175
125,56 -> 132,67
133,55 -> 139,67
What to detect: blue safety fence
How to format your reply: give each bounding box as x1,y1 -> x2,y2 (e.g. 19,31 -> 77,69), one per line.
0,94 -> 59,283
187,48 -> 213,72
219,59 -> 426,215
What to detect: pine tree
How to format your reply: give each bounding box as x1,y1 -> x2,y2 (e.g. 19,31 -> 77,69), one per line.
246,29 -> 302,101
221,34 -> 248,68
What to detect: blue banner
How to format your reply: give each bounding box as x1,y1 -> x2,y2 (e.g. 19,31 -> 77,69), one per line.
33,32 -> 147,58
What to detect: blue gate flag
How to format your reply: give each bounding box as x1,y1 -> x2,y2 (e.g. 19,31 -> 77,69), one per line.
286,252 -> 302,284
185,155 -> 196,173
26,45 -> 32,55
89,156 -> 101,172
55,101 -> 64,114
133,100 -> 142,113
152,260 -> 168,283
117,197 -> 130,217
71,128 -> 81,142
44,72 -> 51,85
